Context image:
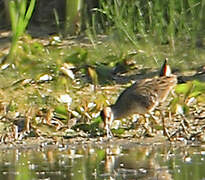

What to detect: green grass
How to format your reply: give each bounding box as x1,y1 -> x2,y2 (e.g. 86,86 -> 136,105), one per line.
89,0 -> 204,50
8,0 -> 36,62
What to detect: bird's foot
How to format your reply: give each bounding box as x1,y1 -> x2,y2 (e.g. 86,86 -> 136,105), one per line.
107,130 -> 113,139
105,126 -> 113,139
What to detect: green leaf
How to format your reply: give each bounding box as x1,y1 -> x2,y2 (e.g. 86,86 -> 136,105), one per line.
183,104 -> 190,115
91,116 -> 103,124
54,113 -> 68,120
189,91 -> 202,98
175,81 -> 205,99
9,0 -> 18,35
65,49 -> 88,65
31,42 -> 44,54
175,82 -> 193,95
55,105 -> 68,116
17,0 -> 26,36
112,128 -> 125,135
88,67 -> 98,85
169,96 -> 180,113
197,95 -> 205,103
23,0 -> 36,31
90,116 -> 103,130
175,81 -> 194,100
192,80 -> 205,93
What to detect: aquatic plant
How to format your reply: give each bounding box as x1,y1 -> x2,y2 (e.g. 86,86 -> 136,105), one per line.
8,0 -> 36,62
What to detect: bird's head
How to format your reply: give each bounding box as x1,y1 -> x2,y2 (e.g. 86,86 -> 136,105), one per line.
100,107 -> 114,127
159,58 -> 172,77
100,107 -> 114,137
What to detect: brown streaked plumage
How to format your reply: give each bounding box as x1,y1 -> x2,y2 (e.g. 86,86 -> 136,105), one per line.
101,59 -> 177,138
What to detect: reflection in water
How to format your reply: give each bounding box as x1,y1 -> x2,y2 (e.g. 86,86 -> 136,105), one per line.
104,144 -> 173,180
0,140 -> 205,180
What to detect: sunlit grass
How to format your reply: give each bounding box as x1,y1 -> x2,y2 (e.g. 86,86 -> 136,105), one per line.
8,0 -> 36,62
0,26 -> 204,139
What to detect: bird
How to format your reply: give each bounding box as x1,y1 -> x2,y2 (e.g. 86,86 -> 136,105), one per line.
101,59 -> 177,138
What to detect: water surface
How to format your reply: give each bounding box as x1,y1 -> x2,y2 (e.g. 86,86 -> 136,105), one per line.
0,138 -> 205,180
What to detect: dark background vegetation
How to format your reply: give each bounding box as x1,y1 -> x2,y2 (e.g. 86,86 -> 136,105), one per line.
1,0 -> 204,41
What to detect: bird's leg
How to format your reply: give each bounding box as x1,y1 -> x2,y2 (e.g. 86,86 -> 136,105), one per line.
161,111 -> 171,139
102,107 -> 114,138
180,114 -> 189,136
153,109 -> 170,138
105,123 -> 113,138
104,115 -> 113,138
143,114 -> 153,135
150,112 -> 159,124
153,105 -> 171,138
